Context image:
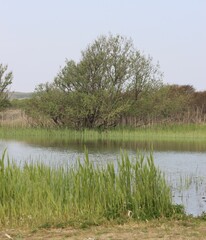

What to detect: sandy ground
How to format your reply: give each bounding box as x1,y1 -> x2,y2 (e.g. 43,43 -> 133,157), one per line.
1,219 -> 206,240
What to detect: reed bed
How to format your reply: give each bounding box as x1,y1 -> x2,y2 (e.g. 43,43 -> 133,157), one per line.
0,150 -> 178,228
1,124 -> 206,143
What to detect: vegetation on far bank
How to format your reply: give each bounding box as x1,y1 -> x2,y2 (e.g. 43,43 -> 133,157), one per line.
0,64 -> 13,111
1,34 -> 206,130
0,123 -> 206,143
22,35 -> 206,129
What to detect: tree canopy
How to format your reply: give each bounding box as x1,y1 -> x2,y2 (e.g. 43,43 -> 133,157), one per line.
0,64 -> 13,111
27,34 -> 163,128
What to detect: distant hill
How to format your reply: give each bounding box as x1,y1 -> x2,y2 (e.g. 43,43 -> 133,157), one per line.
9,92 -> 33,100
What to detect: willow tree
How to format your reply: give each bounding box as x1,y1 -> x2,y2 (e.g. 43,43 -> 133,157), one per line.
0,64 -> 13,111
30,34 -> 163,129
53,35 -> 135,128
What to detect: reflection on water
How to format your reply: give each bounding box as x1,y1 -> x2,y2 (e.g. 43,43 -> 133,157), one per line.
15,138 -> 206,153
0,138 -> 206,216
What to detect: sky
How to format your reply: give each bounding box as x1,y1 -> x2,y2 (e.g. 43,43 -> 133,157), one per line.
0,0 -> 205,92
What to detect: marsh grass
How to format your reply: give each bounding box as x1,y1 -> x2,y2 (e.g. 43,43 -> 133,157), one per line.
0,150 -> 179,228
0,124 -> 206,143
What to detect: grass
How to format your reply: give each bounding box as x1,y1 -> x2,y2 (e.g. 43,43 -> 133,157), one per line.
0,125 -> 205,238
2,218 -> 206,239
0,123 -> 206,142
0,150 -> 180,229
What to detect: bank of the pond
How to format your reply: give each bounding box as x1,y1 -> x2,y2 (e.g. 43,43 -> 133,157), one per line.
0,151 -> 183,229
0,124 -> 206,142
1,218 -> 206,239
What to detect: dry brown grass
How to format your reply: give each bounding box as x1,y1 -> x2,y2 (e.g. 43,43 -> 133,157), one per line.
1,219 -> 206,240
0,109 -> 28,127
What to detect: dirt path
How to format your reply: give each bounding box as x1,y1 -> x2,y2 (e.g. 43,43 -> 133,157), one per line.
1,219 -> 206,240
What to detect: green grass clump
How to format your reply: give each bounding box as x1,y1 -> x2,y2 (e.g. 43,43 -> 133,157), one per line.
0,150 -> 181,228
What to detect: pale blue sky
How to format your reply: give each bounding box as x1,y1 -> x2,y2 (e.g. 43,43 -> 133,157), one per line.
0,0 -> 205,92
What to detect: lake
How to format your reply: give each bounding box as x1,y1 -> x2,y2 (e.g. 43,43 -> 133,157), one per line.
1,138 -> 206,216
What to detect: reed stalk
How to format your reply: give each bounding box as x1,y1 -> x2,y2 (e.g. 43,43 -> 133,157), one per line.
1,124 -> 206,143
0,150 -> 182,228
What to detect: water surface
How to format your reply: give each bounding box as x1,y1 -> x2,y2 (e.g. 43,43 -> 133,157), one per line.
1,138 -> 206,216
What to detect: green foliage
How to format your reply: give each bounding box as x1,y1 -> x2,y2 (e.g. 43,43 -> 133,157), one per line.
27,34 -> 162,129
130,51 -> 163,101
192,91 -> 206,114
0,64 -> 13,111
0,151 -> 178,228
22,34 -> 202,127
127,84 -> 194,124
25,83 -> 67,126
10,98 -> 30,109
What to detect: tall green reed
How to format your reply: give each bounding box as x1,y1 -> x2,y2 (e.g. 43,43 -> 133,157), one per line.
0,150 -> 180,228
1,124 -> 206,143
